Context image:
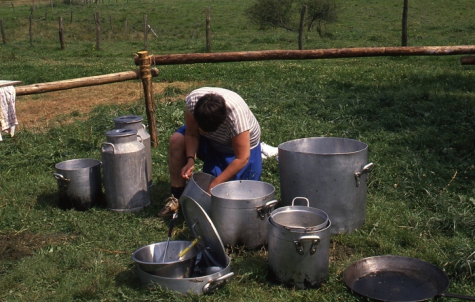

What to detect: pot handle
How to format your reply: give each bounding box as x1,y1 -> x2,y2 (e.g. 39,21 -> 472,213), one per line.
101,142 -> 116,154
293,235 -> 321,255
202,272 -> 234,294
354,163 -> 374,187
291,197 -> 310,207
53,172 -> 70,188
256,199 -> 278,220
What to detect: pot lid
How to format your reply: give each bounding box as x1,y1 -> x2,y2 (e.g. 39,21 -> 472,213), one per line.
180,196 -> 228,268
114,115 -> 143,124
105,128 -> 137,137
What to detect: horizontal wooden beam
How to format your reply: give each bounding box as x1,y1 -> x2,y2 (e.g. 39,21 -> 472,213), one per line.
134,45 -> 475,66
15,68 -> 159,96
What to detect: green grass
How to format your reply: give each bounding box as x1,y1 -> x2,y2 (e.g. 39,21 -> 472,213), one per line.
1,0 -> 475,301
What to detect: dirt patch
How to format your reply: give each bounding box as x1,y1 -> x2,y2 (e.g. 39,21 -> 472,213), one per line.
14,81 -> 195,132
0,231 -> 71,261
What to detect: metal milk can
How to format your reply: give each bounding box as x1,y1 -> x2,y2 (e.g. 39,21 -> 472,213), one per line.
102,129 -> 150,212
114,115 -> 152,188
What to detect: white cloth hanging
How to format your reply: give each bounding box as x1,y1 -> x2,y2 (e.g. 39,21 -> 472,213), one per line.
0,85 -> 18,141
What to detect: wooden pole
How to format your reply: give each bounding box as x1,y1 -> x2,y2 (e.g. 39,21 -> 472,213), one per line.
402,0 -> 408,46
15,69 -> 159,96
134,45 -> 475,66
143,14 -> 148,51
206,7 -> 211,52
298,5 -> 307,50
29,14 -> 33,46
137,51 -> 158,148
460,56 -> 475,65
0,19 -> 6,44
50,0 -> 53,10
95,11 -> 100,50
59,16 -> 65,50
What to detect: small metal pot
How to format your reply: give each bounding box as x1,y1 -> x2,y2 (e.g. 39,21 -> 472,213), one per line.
267,200 -> 331,289
53,158 -> 102,211
180,172 -> 215,215
132,240 -> 199,278
137,254 -> 234,295
210,180 -> 278,249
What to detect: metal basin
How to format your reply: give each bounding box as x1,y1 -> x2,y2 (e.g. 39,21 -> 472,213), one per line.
137,254 -> 234,295
131,240 -> 199,278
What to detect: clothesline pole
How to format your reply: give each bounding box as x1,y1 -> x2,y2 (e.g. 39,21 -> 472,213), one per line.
137,50 -> 158,148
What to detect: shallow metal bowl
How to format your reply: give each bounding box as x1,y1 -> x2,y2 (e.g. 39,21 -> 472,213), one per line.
131,240 -> 199,278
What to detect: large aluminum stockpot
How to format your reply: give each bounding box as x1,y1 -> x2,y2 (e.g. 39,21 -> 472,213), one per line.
278,137 -> 373,234
53,158 -> 102,211
180,172 -> 215,215
210,180 -> 278,249
267,202 -> 331,289
131,240 -> 199,278
137,254 -> 234,295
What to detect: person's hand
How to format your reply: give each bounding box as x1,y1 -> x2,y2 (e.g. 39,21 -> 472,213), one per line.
181,162 -> 194,180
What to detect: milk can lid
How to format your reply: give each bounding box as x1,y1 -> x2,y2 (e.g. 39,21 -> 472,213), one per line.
105,128 -> 138,137
113,115 -> 143,124
180,196 -> 228,268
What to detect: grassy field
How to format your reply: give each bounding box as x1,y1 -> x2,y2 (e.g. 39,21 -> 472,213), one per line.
1,0 -> 475,301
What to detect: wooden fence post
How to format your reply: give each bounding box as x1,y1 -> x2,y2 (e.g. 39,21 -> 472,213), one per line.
59,16 -> 65,49
95,11 -> 100,50
0,19 -> 6,44
402,0 -> 408,46
29,14 -> 33,46
206,7 -> 211,52
137,51 -> 158,148
143,14 -> 148,50
298,5 -> 307,50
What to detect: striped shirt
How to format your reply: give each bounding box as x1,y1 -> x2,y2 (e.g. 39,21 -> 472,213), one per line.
185,87 -> 261,153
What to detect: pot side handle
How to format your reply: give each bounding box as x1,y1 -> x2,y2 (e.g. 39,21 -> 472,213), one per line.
354,163 -> 374,187
294,235 -> 321,255
202,272 -> 234,294
101,142 -> 116,154
256,199 -> 279,220
53,172 -> 70,188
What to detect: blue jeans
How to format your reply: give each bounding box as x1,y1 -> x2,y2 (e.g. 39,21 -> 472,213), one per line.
176,125 -> 262,180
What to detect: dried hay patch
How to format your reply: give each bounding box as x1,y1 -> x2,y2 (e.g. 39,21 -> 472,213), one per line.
15,81 -> 196,132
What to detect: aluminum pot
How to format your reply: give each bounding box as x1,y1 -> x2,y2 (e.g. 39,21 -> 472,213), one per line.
53,158 -> 102,211
267,202 -> 331,289
278,137 -> 373,234
180,172 -> 215,215
114,115 -> 153,188
210,180 -> 278,249
131,240 -> 199,278
137,254 -> 234,295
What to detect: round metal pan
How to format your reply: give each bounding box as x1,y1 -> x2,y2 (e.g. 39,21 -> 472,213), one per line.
342,255 -> 475,301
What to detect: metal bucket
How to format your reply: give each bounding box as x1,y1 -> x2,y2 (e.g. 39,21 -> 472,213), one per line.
137,254 -> 234,295
180,172 -> 215,215
114,115 -> 153,188
267,204 -> 331,289
102,129 -> 150,212
53,158 -> 102,211
278,137 -> 373,234
210,180 -> 278,249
